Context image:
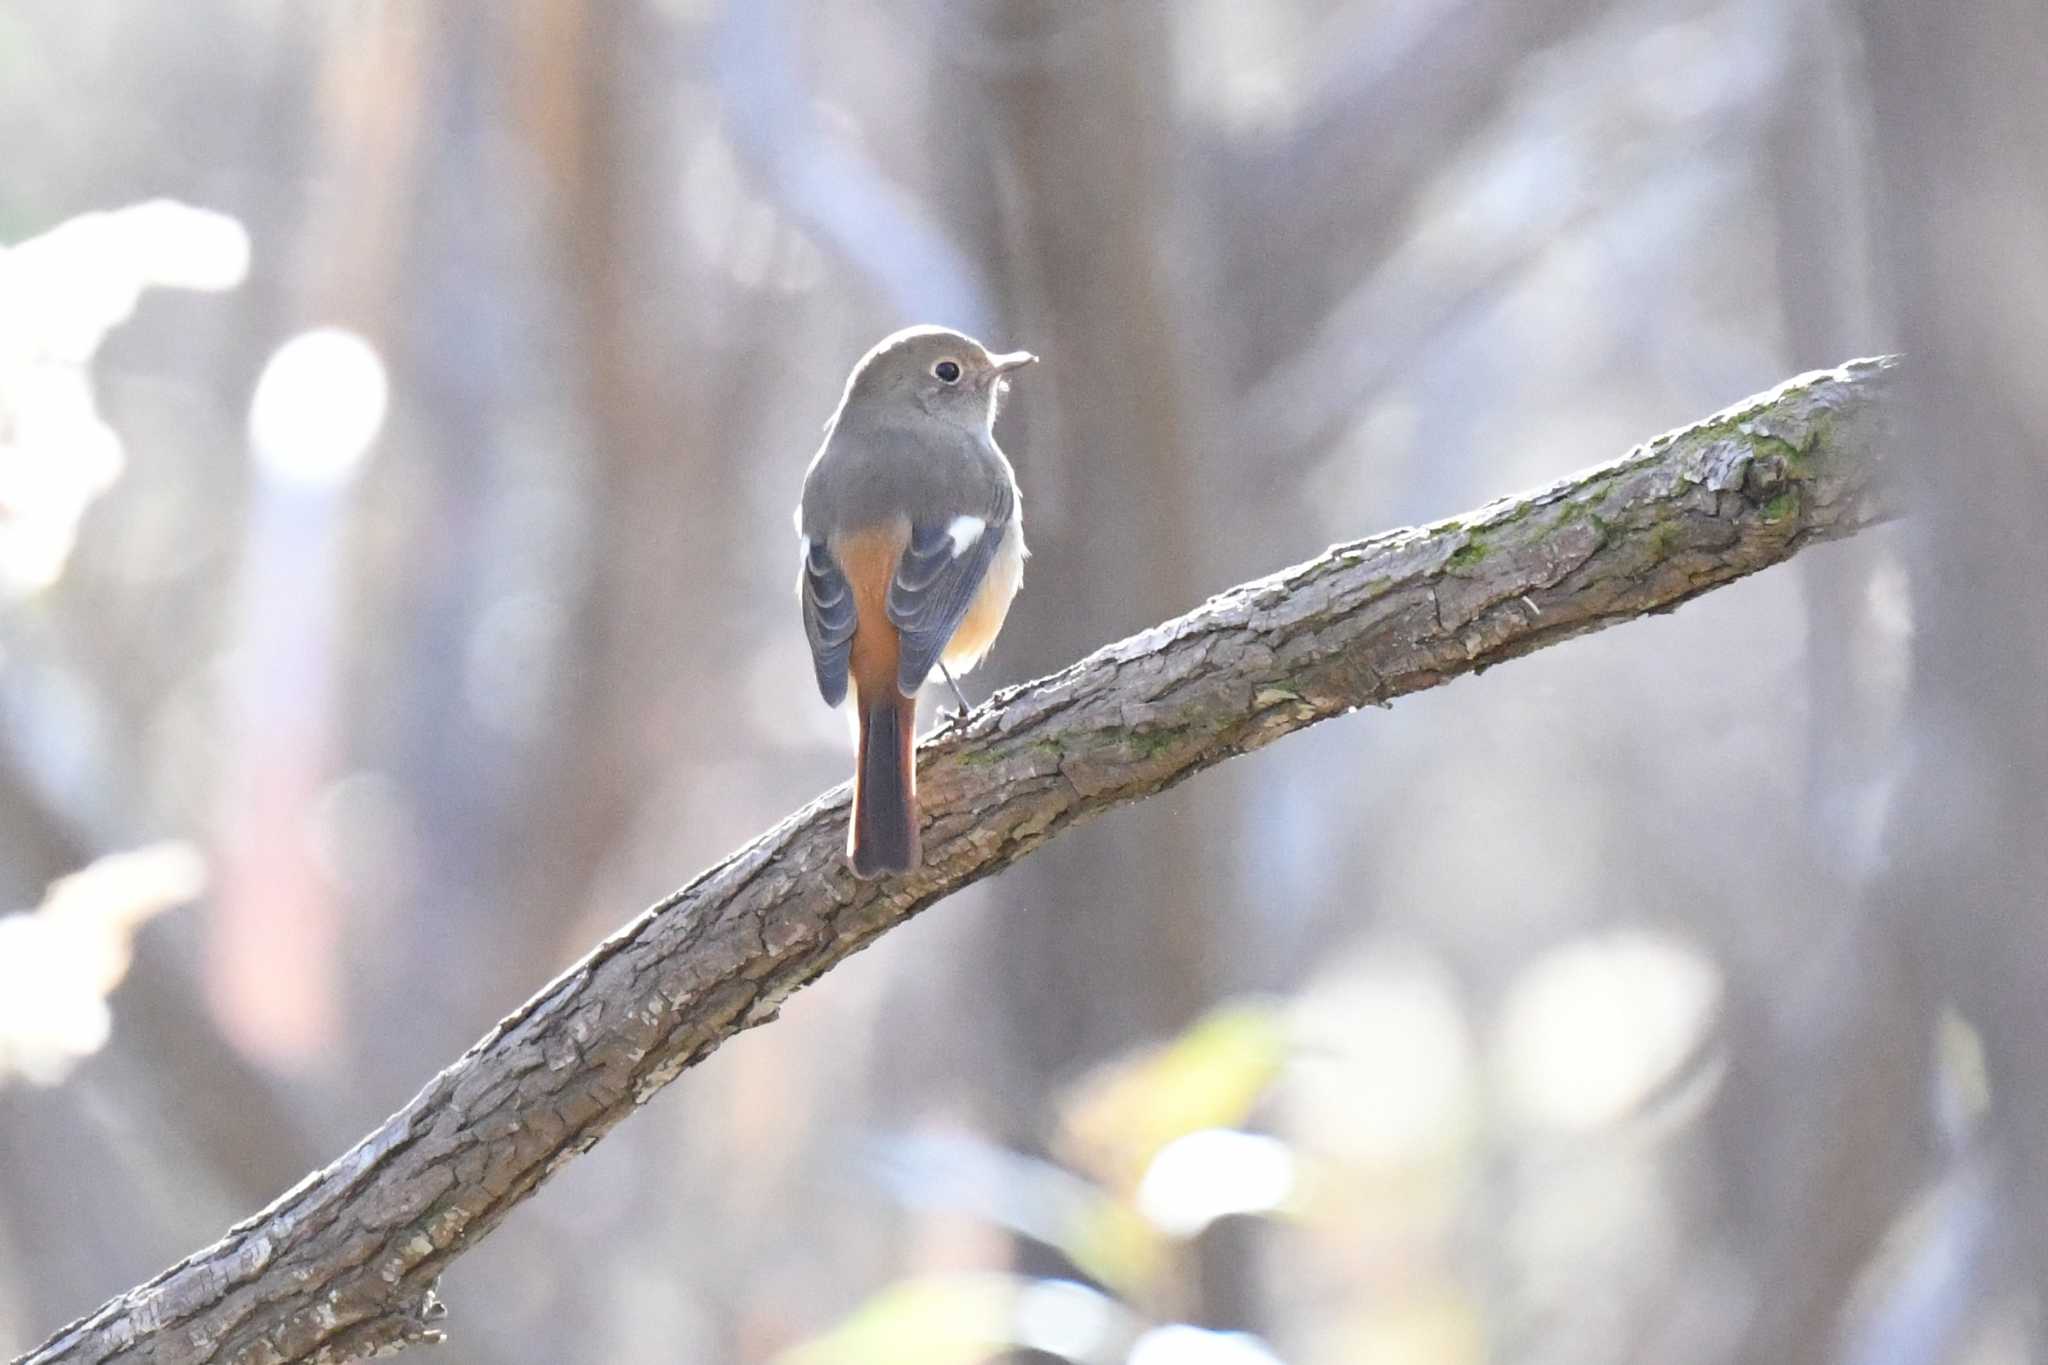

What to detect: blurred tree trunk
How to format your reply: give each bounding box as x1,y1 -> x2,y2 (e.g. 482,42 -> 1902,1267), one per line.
1719,7 -> 1937,1361
508,0 -> 685,978
419,3 -> 776,1357
930,3 -> 1239,1329
1858,0 -> 2048,1345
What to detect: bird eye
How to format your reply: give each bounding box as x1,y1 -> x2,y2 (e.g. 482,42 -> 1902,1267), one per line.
933,359 -> 962,383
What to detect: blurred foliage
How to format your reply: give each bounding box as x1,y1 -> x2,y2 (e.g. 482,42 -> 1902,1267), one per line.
0,201 -> 245,595
0,841 -> 205,1085
797,1004 -> 1294,1363
796,959 -> 1716,1363
1057,1001 -> 1289,1198
777,1273 -> 1035,1365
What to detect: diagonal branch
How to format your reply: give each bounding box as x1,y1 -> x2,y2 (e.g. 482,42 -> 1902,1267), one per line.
18,358 -> 1902,1365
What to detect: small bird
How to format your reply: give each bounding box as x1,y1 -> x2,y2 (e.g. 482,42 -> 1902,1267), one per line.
797,325 -> 1036,877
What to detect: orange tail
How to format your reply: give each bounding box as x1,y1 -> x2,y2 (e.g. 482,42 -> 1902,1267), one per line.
851,688 -> 919,877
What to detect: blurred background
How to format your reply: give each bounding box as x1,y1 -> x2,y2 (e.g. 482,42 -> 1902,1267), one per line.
2,1 -> 2045,1363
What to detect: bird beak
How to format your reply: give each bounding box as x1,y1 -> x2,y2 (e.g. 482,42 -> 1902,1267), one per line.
989,350 -> 1038,375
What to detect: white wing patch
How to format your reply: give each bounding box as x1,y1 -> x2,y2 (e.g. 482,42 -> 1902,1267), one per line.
945,515 -> 986,558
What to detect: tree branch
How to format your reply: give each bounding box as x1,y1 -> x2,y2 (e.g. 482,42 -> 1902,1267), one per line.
18,358 -> 1902,1365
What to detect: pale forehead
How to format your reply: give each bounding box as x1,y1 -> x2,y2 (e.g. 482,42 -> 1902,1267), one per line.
857,325 -> 988,373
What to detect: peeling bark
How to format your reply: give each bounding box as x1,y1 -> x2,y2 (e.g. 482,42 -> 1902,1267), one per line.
17,358 -> 1902,1365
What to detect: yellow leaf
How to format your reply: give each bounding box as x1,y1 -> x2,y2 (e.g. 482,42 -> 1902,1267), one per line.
1058,1000 -> 1287,1194
777,1273 -> 1017,1365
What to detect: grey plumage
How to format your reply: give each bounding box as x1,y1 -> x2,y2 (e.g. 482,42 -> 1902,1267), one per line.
801,538 -> 857,706
886,476 -> 1015,695
797,326 -> 1029,701
795,324 -> 1034,878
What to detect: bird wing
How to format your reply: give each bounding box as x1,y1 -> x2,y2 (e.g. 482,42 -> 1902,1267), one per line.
799,536 -> 858,707
887,478 -> 1015,697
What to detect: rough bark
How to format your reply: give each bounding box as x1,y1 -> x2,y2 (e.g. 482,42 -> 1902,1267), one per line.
18,358 -> 1901,1365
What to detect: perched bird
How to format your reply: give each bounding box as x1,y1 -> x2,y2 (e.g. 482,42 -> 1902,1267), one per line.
797,326 -> 1036,877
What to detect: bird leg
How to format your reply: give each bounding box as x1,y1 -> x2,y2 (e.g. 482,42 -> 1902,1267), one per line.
936,662 -> 973,721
